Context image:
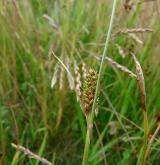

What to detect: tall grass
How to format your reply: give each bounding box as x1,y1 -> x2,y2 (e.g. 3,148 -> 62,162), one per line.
82,0 -> 117,164
0,0 -> 160,164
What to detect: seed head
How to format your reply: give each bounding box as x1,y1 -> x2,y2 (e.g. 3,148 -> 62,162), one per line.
82,69 -> 98,115
74,62 -> 82,102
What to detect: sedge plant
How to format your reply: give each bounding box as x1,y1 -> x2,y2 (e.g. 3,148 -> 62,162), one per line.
82,0 -> 117,164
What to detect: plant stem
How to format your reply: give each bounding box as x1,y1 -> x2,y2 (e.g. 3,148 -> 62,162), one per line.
143,110 -> 148,150
90,0 -> 117,125
131,53 -> 148,165
82,115 -> 91,165
136,110 -> 148,165
94,122 -> 107,165
82,0 -> 117,164
141,110 -> 148,165
143,122 -> 160,164
143,110 -> 148,162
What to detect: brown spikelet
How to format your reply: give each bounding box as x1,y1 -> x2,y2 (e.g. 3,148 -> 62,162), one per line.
74,62 -> 98,116
131,53 -> 146,111
82,69 -> 98,115
114,28 -> 153,36
128,33 -> 143,45
106,57 -> 137,78
92,55 -> 137,78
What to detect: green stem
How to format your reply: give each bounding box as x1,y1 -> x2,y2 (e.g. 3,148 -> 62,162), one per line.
90,0 -> 117,125
137,110 -> 148,165
82,115 -> 91,165
82,0 -> 117,164
142,110 -> 148,165
144,123 -> 160,164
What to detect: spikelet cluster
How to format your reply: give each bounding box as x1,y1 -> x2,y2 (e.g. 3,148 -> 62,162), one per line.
74,62 -> 82,102
82,69 -> 98,115
74,61 -> 98,116
82,62 -> 87,79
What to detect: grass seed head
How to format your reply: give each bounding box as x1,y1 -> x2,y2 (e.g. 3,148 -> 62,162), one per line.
74,62 -> 82,102
82,69 -> 98,115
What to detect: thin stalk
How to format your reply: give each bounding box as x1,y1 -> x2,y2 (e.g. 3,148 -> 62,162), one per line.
82,0 -> 117,164
90,0 -> 117,126
143,110 -> 148,148
143,122 -> 160,164
82,115 -> 91,165
142,110 -> 148,164
131,53 -> 148,165
137,110 -> 148,165
55,90 -> 66,130
94,122 -> 107,165
11,143 -> 52,165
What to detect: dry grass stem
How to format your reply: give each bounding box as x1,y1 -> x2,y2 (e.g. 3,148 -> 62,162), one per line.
52,52 -> 75,90
94,122 -> 107,165
52,52 -> 73,130
128,33 -> 143,45
103,107 -> 143,131
11,143 -> 52,165
93,55 -> 137,78
131,53 -> 148,165
106,57 -> 137,78
102,90 -> 136,155
143,123 -> 160,164
51,63 -> 59,88
115,44 -> 126,58
114,28 -> 153,36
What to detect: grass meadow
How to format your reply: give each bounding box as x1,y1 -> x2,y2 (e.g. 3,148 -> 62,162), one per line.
0,0 -> 160,164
